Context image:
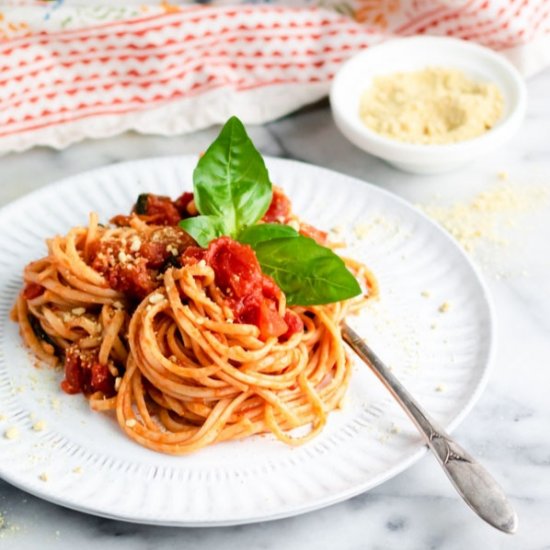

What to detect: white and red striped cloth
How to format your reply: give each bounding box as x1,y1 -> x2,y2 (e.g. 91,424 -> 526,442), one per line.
0,1 -> 548,154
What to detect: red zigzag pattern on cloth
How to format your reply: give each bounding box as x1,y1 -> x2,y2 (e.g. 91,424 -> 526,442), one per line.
0,3 -> 547,143
0,7 -> 374,138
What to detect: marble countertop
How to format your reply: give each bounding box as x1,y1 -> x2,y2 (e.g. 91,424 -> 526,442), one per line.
1,68 -> 549,550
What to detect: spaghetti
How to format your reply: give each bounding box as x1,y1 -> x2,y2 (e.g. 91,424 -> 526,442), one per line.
12,189 -> 377,454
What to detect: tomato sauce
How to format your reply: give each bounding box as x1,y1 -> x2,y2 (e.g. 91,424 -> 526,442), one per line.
182,237 -> 303,340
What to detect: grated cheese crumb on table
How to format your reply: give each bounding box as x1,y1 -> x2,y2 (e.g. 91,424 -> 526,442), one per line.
0,512 -> 22,540
353,223 -> 370,240
32,420 -> 46,432
4,427 -> 18,440
420,177 -> 549,254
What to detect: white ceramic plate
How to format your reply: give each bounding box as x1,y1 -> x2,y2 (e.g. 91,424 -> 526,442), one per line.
0,156 -> 493,526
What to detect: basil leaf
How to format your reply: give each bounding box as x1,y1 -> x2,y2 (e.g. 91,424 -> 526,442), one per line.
28,313 -> 57,349
179,216 -> 224,248
253,235 -> 361,306
238,223 -> 299,248
193,116 -> 271,237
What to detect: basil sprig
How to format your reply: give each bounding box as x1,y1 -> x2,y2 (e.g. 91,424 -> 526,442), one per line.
180,116 -> 361,306
180,116 -> 271,246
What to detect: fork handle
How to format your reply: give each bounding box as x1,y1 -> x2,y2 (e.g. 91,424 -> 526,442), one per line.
341,322 -> 518,534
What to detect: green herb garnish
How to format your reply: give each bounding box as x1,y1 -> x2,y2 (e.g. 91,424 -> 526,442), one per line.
135,193 -> 149,215
238,222 -> 299,247
251,234 -> 361,306
28,313 -> 57,349
181,116 -> 271,245
180,116 -> 361,306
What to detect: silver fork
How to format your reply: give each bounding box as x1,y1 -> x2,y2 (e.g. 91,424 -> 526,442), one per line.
342,322 -> 518,534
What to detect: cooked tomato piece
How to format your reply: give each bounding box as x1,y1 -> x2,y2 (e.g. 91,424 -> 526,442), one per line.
235,294 -> 287,340
173,191 -> 195,218
23,283 -> 44,300
257,301 -> 288,339
205,237 -> 264,298
263,188 -> 292,223
122,194 -> 181,226
91,238 -> 155,300
141,194 -> 181,226
92,227 -> 193,300
299,222 -> 328,245
61,346 -> 83,394
143,227 -> 195,269
261,276 -> 281,302
139,241 -> 167,269
90,361 -> 114,395
61,345 -> 115,396
181,245 -> 206,265
102,257 -> 157,300
110,214 -> 132,227
112,191 -> 199,227
112,190 -> 200,228
183,237 -> 300,340
235,293 -> 261,326
281,310 -> 304,341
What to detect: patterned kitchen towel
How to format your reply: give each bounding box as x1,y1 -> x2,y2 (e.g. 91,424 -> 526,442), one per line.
0,0 -> 548,154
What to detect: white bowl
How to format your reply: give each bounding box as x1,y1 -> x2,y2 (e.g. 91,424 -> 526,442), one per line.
330,36 -> 527,174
